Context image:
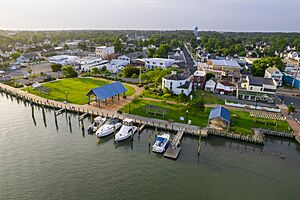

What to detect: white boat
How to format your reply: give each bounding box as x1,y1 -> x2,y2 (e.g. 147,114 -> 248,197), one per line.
87,116 -> 106,134
96,118 -> 122,137
114,119 -> 137,142
152,134 -> 170,153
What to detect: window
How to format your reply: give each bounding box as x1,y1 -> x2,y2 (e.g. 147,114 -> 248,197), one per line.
153,62 -> 156,65
250,87 -> 253,90
181,90 -> 184,94
260,88 -> 263,91
160,63 -> 163,65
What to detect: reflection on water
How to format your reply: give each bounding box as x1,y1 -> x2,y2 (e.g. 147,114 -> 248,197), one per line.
0,92 -> 300,200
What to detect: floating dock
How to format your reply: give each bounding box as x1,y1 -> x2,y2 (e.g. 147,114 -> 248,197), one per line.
164,130 -> 184,160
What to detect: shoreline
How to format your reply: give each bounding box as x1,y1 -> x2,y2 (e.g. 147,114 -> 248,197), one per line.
0,82 -> 299,145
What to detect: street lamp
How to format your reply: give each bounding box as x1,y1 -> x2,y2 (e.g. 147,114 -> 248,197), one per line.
255,97 -> 258,109
185,110 -> 189,124
65,92 -> 68,102
129,102 -> 131,114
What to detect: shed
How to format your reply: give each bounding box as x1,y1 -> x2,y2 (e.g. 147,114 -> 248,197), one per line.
86,82 -> 127,107
208,106 -> 230,130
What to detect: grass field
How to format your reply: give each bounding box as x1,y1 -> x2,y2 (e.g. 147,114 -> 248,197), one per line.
23,78 -> 136,105
142,89 -> 224,105
120,99 -> 291,135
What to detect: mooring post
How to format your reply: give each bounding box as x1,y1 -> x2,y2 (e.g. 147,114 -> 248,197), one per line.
68,115 -> 72,133
31,104 -> 34,118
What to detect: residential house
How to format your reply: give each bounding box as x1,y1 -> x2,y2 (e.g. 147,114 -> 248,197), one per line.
264,67 -> 283,86
237,76 -> 277,103
168,48 -> 185,63
95,46 -> 115,59
144,58 -> 175,69
205,79 -> 217,93
162,71 -> 192,96
215,81 -> 237,95
288,52 -> 300,61
16,53 -> 40,63
189,68 -> 206,89
65,40 -> 81,50
117,55 -> 131,66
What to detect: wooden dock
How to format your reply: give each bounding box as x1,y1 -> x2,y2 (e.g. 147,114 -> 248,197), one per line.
163,147 -> 182,159
164,130 -> 184,159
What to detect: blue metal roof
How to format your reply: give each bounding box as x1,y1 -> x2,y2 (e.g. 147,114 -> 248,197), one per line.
87,82 -> 127,101
209,106 -> 230,123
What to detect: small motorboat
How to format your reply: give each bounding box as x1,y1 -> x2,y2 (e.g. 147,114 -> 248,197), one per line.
96,118 -> 122,137
114,118 -> 137,142
152,134 -> 170,153
87,116 -> 106,134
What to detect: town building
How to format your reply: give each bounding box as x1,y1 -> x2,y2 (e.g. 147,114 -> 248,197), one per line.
16,53 -> 40,63
48,55 -> 80,66
208,106 -> 230,130
168,48 -> 185,63
215,81 -> 237,95
205,79 -> 217,93
264,67 -> 283,86
95,46 -> 115,59
162,71 -> 192,96
76,57 -> 109,72
237,76 -> 277,103
144,58 -> 175,69
208,59 -> 242,82
189,68 -> 206,89
288,52 -> 300,61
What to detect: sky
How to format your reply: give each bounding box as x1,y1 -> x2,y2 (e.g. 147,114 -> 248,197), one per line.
1,0 -> 300,32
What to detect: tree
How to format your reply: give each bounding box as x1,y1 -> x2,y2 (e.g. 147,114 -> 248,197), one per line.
288,104 -> 295,114
252,57 -> 284,77
188,99 -> 205,112
61,65 -> 77,78
112,36 -> 122,53
10,52 -> 21,60
148,48 -> 156,58
154,44 -> 170,58
206,73 -> 215,80
121,66 -> 140,78
64,43 -> 69,50
91,67 -> 100,75
50,64 -> 62,72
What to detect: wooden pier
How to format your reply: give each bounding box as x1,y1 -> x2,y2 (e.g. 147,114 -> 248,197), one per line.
164,130 -> 184,159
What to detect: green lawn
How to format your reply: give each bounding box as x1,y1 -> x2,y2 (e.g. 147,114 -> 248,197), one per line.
142,89 -> 224,105
23,78 -> 136,105
120,99 -> 291,135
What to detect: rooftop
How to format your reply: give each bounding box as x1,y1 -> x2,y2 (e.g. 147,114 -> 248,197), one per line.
212,59 -> 241,68
248,76 -> 275,86
209,106 -> 230,123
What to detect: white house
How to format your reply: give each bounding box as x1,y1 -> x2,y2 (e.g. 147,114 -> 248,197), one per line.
48,55 -> 80,66
205,79 -> 216,93
237,76 -> 277,103
162,71 -> 192,96
95,46 -> 115,59
144,58 -> 175,69
288,52 -> 300,61
76,57 -> 109,72
215,81 -> 237,95
117,55 -> 131,66
106,59 -> 129,73
264,67 -> 283,86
